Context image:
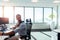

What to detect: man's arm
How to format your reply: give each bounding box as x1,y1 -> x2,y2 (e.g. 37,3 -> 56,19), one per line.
12,23 -> 19,29
3,31 -> 15,35
0,31 -> 15,36
0,23 -> 26,36
0,24 -> 19,36
0,24 -> 19,35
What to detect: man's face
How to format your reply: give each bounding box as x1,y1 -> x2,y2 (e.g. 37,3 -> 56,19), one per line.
16,15 -> 21,21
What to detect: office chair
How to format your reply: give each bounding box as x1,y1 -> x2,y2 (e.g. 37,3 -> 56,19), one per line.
26,19 -> 32,40
20,19 -> 32,40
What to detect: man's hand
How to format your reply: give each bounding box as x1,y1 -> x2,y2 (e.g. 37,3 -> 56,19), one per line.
0,31 -> 3,36
12,27 -> 16,29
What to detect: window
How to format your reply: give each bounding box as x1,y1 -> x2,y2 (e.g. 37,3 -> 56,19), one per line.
58,7 -> 60,26
25,8 -> 33,22
0,7 -> 3,17
15,7 -> 24,23
35,8 -> 43,23
44,8 -> 52,23
4,7 -> 13,23
53,8 -> 57,26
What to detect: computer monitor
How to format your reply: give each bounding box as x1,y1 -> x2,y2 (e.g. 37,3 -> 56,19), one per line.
0,17 -> 9,24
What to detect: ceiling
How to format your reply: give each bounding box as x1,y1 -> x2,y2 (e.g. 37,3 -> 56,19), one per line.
0,0 -> 60,7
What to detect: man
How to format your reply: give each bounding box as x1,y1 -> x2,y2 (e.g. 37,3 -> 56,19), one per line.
0,14 -> 27,40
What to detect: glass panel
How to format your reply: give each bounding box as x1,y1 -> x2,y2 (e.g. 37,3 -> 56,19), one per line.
53,8 -> 57,26
4,7 -> 13,23
15,7 -> 24,23
58,6 -> 60,27
35,8 -> 43,23
0,7 -> 2,17
25,8 -> 33,22
44,8 -> 52,23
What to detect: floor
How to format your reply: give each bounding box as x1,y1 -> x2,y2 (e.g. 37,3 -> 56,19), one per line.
0,31 -> 52,40
31,31 -> 51,40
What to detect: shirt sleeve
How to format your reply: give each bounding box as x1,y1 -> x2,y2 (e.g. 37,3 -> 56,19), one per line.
14,23 -> 26,33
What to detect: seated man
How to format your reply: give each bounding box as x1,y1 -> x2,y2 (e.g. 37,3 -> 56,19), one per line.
0,14 -> 27,40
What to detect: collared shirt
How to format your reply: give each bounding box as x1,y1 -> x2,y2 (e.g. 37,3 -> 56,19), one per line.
14,22 -> 27,36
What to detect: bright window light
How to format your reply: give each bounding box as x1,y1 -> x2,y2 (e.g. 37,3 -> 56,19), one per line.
4,7 -> 13,23
53,0 -> 60,3
25,8 -> 33,22
35,8 -> 43,23
3,0 -> 9,2
32,0 -> 38,2
44,8 -> 52,23
0,7 -> 3,17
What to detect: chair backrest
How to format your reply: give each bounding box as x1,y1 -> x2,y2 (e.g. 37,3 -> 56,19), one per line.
26,19 -> 32,34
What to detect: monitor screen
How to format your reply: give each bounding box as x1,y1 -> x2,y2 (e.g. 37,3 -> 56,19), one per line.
0,17 -> 9,24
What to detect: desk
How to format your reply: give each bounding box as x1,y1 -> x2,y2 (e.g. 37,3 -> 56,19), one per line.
0,36 -> 8,40
0,28 -> 13,40
52,29 -> 60,40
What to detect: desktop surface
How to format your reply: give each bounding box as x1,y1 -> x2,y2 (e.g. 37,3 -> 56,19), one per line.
53,29 -> 60,33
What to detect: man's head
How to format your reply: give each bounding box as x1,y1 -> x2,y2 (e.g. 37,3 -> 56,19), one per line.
16,14 -> 21,21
